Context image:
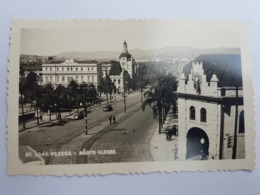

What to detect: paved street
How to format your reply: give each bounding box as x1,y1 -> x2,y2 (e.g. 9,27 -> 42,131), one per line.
76,100 -> 157,164
19,92 -> 156,164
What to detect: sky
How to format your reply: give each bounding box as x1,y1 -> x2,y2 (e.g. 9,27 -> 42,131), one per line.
20,20 -> 240,56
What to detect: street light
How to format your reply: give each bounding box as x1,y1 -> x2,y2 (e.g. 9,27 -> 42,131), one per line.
54,103 -> 57,119
200,137 -> 205,160
123,81 -> 128,113
49,105 -> 52,121
80,84 -> 92,135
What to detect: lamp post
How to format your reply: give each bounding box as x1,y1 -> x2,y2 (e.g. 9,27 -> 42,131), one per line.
49,105 -> 52,121
200,137 -> 205,160
139,79 -> 144,104
21,94 -> 26,130
54,103 -> 57,119
80,84 -> 92,135
123,81 -> 128,113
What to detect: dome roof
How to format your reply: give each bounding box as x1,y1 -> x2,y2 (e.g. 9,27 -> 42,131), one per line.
119,52 -> 132,60
109,61 -> 122,76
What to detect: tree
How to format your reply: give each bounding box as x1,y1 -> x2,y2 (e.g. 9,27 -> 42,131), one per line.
53,85 -> 66,112
98,74 -> 116,103
142,74 -> 177,134
40,83 -> 55,112
79,82 -> 99,106
66,79 -> 79,107
19,71 -> 40,128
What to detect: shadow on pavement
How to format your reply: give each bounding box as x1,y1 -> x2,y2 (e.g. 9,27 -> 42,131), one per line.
41,119 -> 69,127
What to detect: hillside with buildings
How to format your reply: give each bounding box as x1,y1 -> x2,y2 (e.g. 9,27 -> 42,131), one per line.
54,47 -> 240,61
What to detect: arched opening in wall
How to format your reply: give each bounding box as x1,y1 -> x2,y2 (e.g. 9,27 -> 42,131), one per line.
200,108 -> 206,122
190,106 -> 195,120
186,127 -> 209,160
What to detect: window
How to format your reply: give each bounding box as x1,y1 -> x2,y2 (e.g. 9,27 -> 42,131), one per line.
50,76 -> 53,82
81,67 -> 83,71
88,67 -> 90,71
50,67 -> 52,71
92,76 -> 94,81
118,79 -> 121,85
67,67 -> 69,71
57,76 -> 59,82
190,106 -> 195,120
62,67 -> 64,71
200,108 -> 206,122
67,76 -> 70,82
62,76 -> 65,82
76,67 -> 78,71
239,111 -> 245,133
81,76 -> 84,82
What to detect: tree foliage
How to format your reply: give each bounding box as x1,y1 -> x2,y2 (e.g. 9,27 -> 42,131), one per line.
142,74 -> 177,133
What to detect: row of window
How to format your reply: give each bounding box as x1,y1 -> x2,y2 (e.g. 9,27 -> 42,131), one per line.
43,67 -> 96,72
189,106 -> 245,134
189,106 -> 206,122
45,75 -> 96,83
113,79 -> 121,85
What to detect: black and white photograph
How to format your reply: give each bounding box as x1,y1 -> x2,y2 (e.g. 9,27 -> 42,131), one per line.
7,19 -> 255,175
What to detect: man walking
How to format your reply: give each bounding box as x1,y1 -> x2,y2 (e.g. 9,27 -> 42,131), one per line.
109,115 -> 112,124
113,115 -> 116,124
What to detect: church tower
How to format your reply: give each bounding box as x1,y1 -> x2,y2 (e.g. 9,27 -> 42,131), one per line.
119,40 -> 133,78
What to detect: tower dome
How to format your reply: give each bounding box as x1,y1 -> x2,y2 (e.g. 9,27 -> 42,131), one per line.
119,40 -> 132,60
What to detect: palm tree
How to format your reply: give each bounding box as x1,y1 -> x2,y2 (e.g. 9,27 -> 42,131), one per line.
142,74 -> 177,134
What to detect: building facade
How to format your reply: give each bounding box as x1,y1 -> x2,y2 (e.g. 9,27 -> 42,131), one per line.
109,40 -> 136,93
42,58 -> 98,87
177,61 -> 245,160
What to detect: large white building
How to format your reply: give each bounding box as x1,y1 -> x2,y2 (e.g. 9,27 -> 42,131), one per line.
42,58 -> 98,87
177,55 -> 245,160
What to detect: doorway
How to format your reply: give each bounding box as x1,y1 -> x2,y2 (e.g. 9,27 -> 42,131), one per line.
186,127 -> 209,160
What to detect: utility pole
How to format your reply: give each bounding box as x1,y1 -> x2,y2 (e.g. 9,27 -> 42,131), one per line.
232,86 -> 239,159
82,85 -> 92,135
21,94 -> 26,130
123,81 -> 128,113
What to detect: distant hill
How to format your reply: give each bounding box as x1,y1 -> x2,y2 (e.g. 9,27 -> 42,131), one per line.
183,54 -> 242,87
55,47 -> 240,61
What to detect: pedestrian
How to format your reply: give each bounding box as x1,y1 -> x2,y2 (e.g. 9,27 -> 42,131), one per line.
173,145 -> 178,160
40,114 -> 43,122
113,115 -> 116,124
109,115 -> 112,124
200,149 -> 205,160
166,129 -> 172,141
58,113 -> 61,120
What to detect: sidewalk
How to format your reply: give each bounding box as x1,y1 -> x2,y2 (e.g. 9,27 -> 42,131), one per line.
18,96 -> 121,132
18,110 -> 78,132
149,128 -> 178,161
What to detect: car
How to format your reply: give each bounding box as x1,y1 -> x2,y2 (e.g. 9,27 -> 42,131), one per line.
70,110 -> 85,120
103,104 -> 113,111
